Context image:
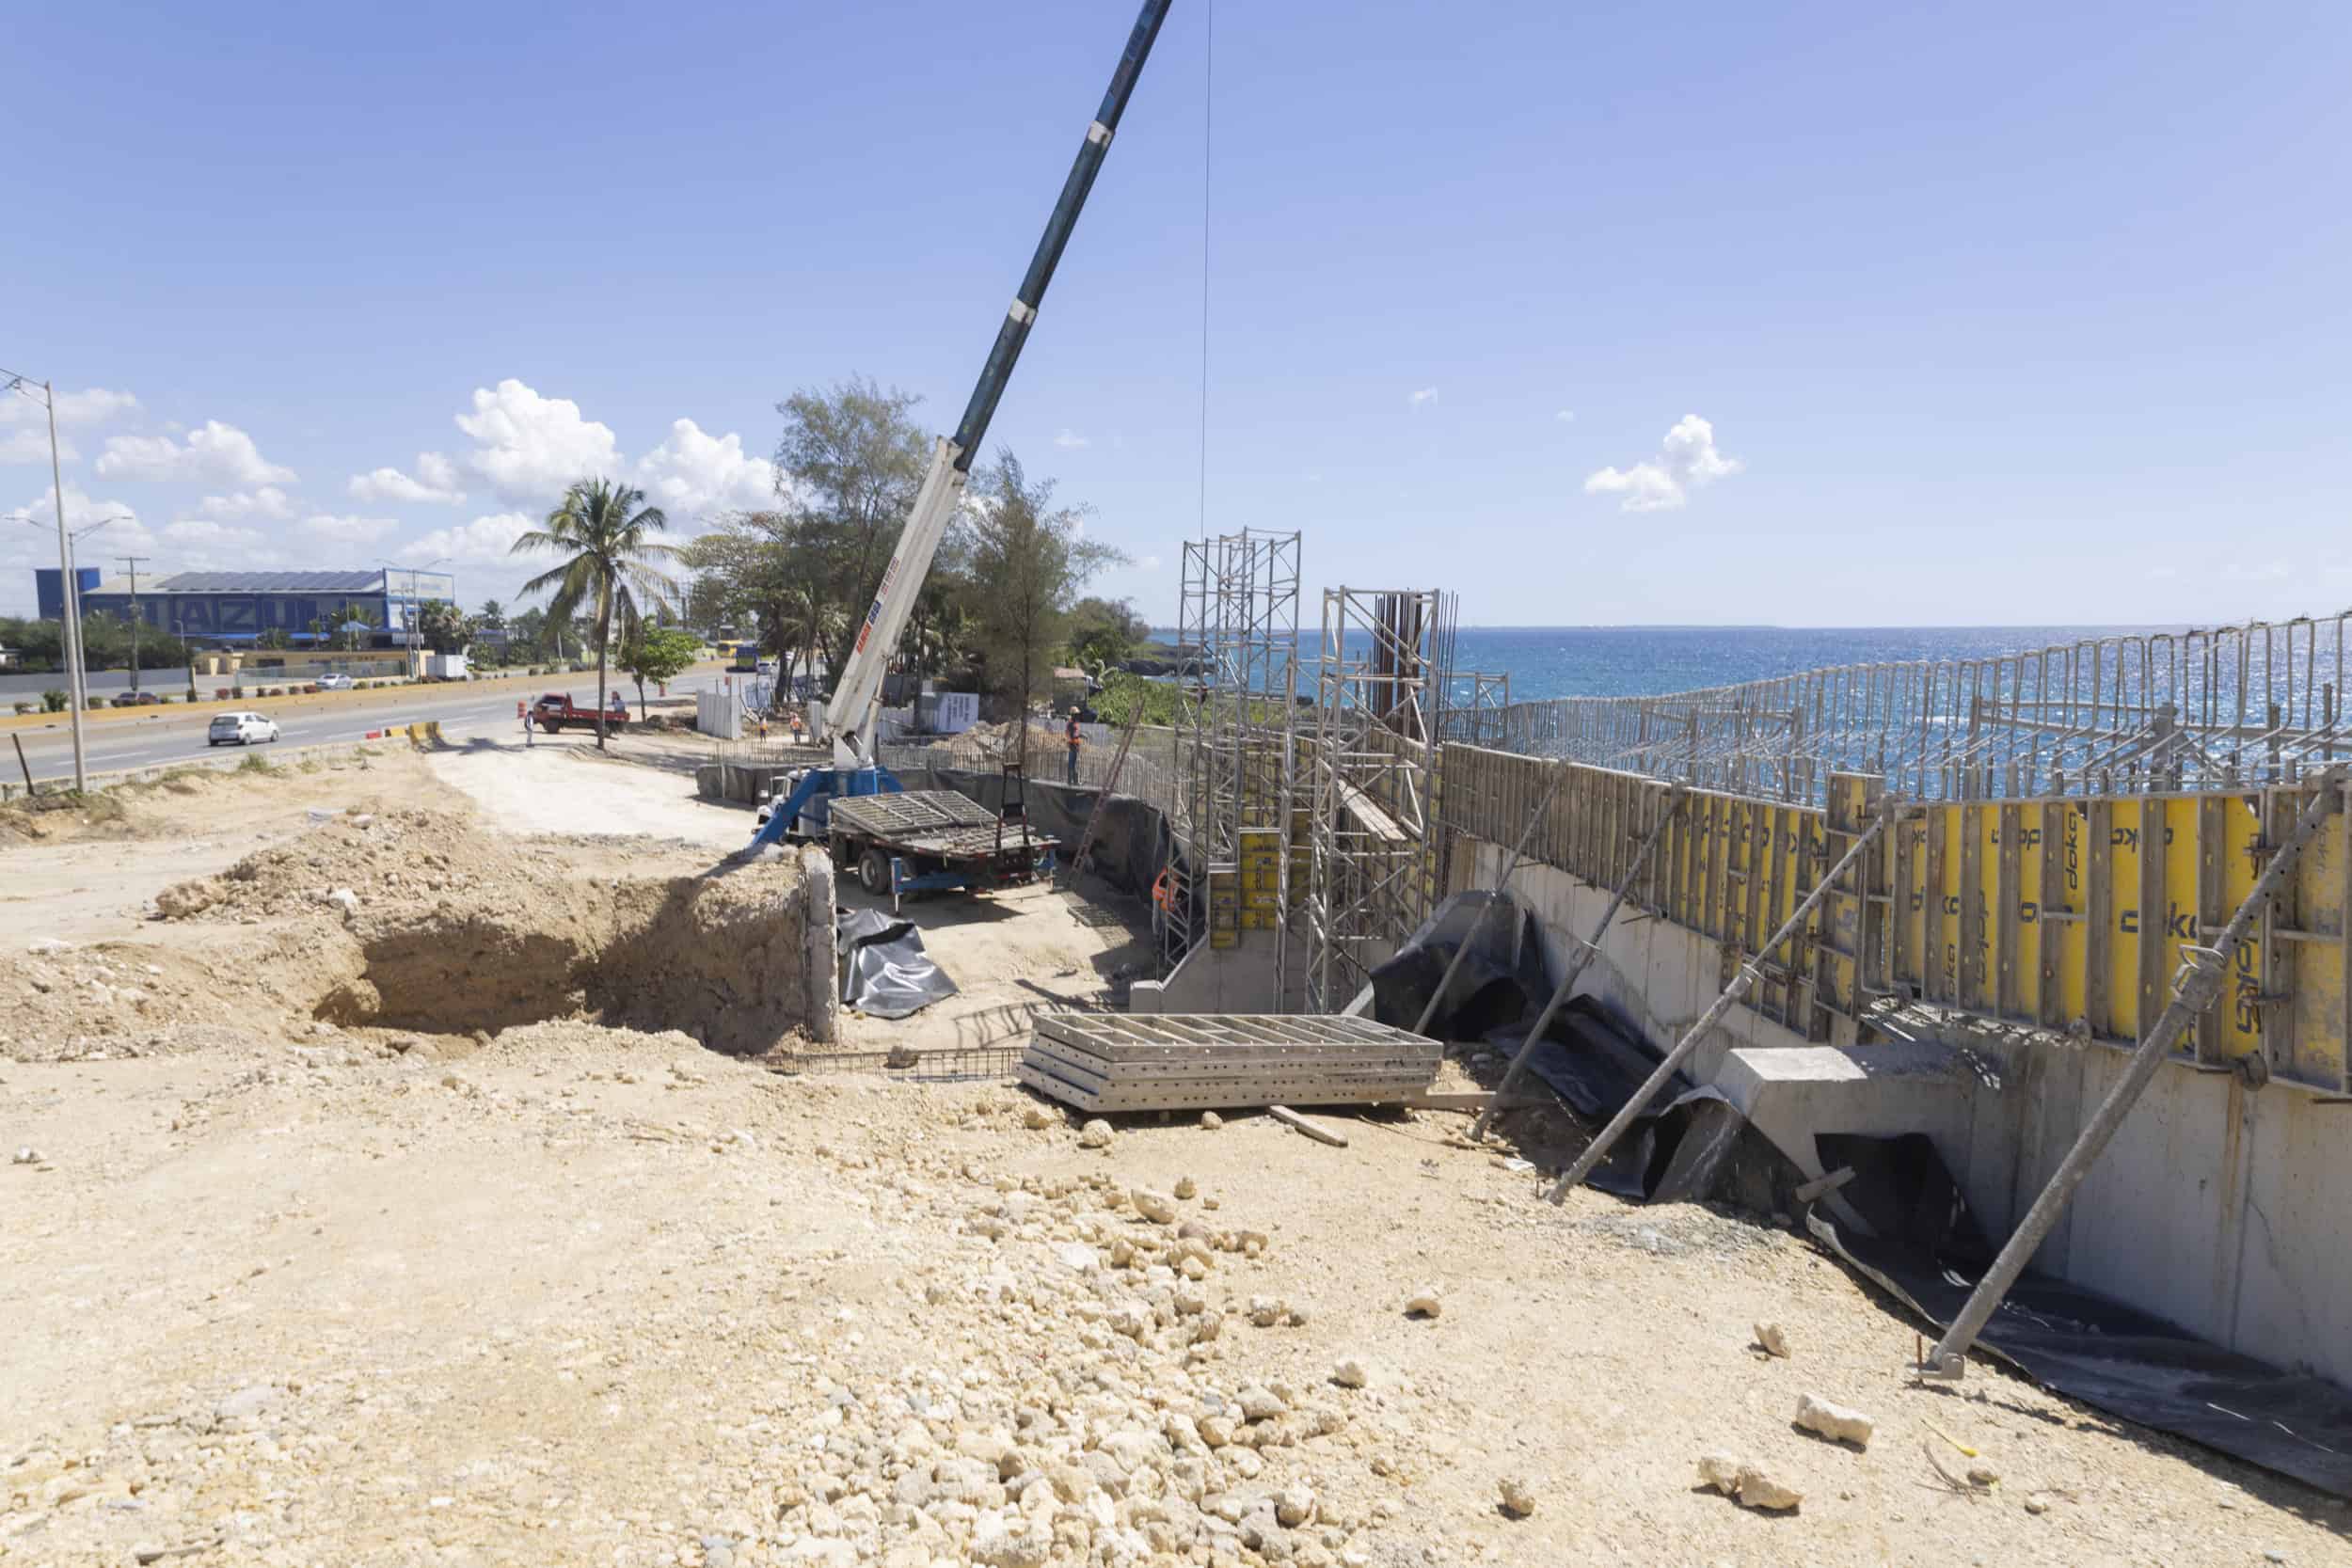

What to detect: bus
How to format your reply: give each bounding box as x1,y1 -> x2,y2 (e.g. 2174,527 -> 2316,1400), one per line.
729,641 -> 761,673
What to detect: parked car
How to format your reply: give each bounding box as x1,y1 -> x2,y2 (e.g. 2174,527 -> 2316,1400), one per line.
119,690 -> 162,705
315,673 -> 355,690
208,711 -> 279,747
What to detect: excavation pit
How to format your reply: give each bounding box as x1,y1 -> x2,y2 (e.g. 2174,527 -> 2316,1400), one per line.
311,869 -> 811,1056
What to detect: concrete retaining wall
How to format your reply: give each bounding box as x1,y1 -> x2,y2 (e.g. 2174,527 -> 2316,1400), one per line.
1454,831 -> 2352,1389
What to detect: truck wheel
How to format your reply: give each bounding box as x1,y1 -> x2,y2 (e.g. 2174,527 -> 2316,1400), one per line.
858,848 -> 889,897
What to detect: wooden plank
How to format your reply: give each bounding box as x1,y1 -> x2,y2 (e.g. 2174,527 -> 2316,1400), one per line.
1269,1104 -> 1349,1147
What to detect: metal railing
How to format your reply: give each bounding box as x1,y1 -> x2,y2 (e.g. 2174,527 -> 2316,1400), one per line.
1500,613 -> 2352,803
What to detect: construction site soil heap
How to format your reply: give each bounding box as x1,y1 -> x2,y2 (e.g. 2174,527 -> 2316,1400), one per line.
146,808 -> 814,1057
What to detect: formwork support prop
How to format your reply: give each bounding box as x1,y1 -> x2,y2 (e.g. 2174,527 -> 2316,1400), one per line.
1913,767 -> 2346,1380
1474,784 -> 1683,1142
1409,755 -> 1579,1039
1548,805 -> 1890,1203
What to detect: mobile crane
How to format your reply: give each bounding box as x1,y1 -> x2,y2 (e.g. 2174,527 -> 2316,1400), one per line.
747,0 -> 1174,858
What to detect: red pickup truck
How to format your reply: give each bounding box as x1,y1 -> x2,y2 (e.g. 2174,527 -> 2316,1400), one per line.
532,691 -> 628,734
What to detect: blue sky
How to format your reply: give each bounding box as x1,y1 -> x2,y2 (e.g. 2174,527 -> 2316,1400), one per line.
5,0 -> 2347,628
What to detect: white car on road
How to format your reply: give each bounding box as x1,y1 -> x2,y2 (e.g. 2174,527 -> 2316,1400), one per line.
315,673 -> 354,690
208,711 -> 280,747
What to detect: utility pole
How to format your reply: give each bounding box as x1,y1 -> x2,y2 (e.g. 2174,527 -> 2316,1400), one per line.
3,371 -> 89,793
119,555 -> 150,695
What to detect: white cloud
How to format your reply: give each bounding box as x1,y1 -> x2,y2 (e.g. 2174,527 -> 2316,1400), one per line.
0,429 -> 67,465
453,380 -> 620,504
349,461 -> 466,506
6,483 -> 148,544
400,511 -> 534,564
1555,408 -> 1576,422
300,513 -> 400,544
96,420 -> 296,487
1408,387 -> 1438,408
1054,428 -> 1090,450
0,385 -> 139,430
198,485 -> 295,521
1138,554 -> 1162,571
165,518 -> 266,547
1583,414 -> 1743,513
633,419 -> 775,521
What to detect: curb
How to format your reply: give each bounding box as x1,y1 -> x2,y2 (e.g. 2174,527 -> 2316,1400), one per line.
0,726 -> 445,802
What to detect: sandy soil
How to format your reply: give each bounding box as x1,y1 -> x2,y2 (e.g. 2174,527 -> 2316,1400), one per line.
4,747 -> 2346,1567
427,732 -> 750,847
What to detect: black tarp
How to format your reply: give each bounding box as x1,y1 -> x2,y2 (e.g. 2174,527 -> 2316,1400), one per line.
835,907 -> 959,1019
1810,1132 -> 2352,1498
1367,892 -> 1748,1201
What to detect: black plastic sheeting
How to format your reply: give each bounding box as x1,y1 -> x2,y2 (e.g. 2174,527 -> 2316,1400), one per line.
1809,1133 -> 2352,1498
1366,892 -> 1743,1201
835,907 -> 959,1020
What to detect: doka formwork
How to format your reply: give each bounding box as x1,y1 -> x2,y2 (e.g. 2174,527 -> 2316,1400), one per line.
1018,1012 -> 1443,1114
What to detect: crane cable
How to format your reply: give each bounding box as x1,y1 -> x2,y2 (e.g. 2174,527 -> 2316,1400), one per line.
1197,0 -> 1213,545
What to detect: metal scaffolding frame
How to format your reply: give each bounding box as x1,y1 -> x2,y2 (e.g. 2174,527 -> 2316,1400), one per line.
1302,586 -> 1458,1013
1498,612 -> 2352,804
1168,530 -> 1302,986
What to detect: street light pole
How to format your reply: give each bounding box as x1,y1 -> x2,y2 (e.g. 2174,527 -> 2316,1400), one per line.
119,553 -> 150,696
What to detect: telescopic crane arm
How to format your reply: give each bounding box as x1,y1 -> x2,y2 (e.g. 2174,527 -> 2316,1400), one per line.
822,0 -> 1174,769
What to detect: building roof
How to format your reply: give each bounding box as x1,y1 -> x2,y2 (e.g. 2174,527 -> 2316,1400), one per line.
151,570 -> 389,594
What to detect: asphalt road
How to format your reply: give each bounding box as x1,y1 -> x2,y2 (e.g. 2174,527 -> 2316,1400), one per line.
8,672 -> 737,784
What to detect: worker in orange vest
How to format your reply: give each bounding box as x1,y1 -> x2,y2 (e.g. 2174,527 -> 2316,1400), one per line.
1064,710 -> 1084,785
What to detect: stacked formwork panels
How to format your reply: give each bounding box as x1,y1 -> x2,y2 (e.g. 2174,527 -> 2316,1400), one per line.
1302,588 -> 1457,1013
1167,531 -> 1303,990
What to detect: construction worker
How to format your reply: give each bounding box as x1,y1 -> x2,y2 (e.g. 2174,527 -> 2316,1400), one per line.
1065,709 -> 1084,785
523,705 -> 535,748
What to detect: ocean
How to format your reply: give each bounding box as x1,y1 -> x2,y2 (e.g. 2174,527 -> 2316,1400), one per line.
1152,624 -> 2179,705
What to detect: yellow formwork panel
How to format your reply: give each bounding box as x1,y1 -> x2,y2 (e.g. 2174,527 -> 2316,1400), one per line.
2287,802 -> 2347,1088
2216,795 -> 2264,1059
1970,802 -> 1999,1014
2015,804 -> 2046,1022
2159,797 -> 2199,1042
1903,814 -> 1929,990
2107,804 -> 2141,1039
1937,805 -> 1963,1002
2057,804 -> 2090,1028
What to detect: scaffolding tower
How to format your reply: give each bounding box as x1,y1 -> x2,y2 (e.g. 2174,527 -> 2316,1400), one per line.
1166,531 -> 1303,990
1302,587 -> 1457,1013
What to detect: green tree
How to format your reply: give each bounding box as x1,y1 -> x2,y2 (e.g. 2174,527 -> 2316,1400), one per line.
415,599 -> 474,654
771,583 -> 843,713
772,377 -> 931,681
962,451 -> 1124,764
617,626 -> 703,719
334,601 -> 382,652
476,597 -> 505,626
508,607 -> 547,659
512,478 -> 681,750
1066,595 -> 1147,673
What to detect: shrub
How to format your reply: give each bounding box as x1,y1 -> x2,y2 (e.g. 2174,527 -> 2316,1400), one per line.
305,683 -> 319,694
237,752 -> 271,773
215,688 -> 231,701
87,695 -> 111,709
11,701 -> 31,715
41,689 -> 67,712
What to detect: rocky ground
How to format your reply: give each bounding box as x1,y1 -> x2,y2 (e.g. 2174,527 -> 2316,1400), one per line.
4,747 -> 2347,1566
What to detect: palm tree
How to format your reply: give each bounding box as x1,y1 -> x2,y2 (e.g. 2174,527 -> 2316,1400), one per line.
336,601 -> 383,652
511,478 -> 679,750
771,584 -> 843,716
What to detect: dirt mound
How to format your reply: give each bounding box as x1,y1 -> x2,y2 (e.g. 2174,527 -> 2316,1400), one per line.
0,931 -> 318,1063
155,807 -> 538,924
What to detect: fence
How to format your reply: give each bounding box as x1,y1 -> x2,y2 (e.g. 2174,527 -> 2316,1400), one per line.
1501,613 -> 2352,808
1439,741 -> 2352,1095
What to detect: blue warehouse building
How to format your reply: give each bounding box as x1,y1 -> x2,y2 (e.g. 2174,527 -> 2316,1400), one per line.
33,568 -> 455,647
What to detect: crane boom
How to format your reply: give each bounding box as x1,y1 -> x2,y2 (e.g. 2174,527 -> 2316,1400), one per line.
747,0 -> 1175,856
824,0 -> 1174,768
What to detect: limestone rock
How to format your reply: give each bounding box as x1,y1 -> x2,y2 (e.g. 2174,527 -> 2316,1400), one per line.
1497,1476 -> 1536,1518
1022,1103 -> 1053,1130
1132,1187 -> 1178,1224
1695,1452 -> 1742,1497
1755,1322 -> 1790,1359
1200,1111 -> 1224,1130
1733,1464 -> 1803,1512
326,887 -> 360,917
1793,1391 -> 1874,1449
1405,1289 -> 1442,1320
1330,1357 -> 1370,1389
1276,1483 -> 1317,1528
1237,1384 -> 1287,1422
1078,1119 -> 1114,1149
1174,1175 -> 1198,1200
154,878 -> 223,918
